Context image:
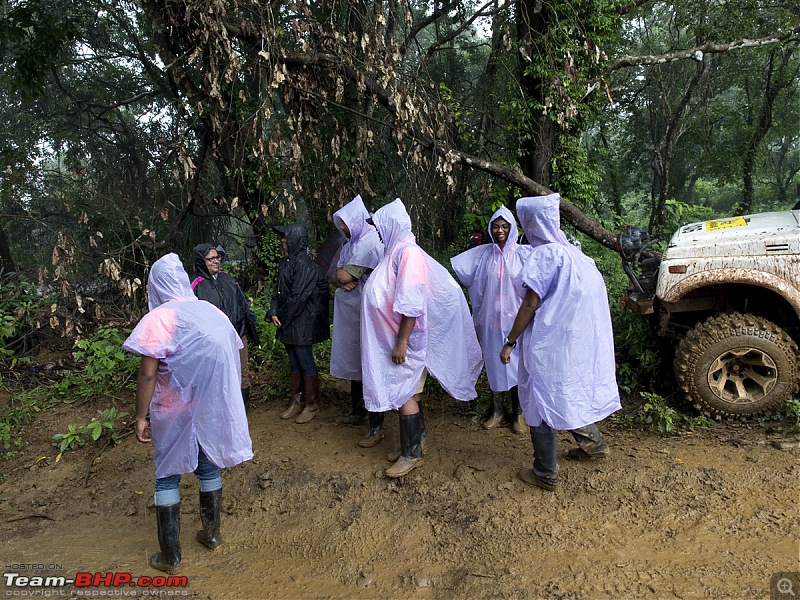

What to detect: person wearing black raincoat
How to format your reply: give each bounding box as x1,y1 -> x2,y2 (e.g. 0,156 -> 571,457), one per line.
267,223 -> 330,424
192,243 -> 261,412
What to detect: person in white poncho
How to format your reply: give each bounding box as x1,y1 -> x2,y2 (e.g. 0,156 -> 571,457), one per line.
361,199 -> 483,478
451,205 -> 532,434
329,195 -> 384,441
500,194 -> 621,492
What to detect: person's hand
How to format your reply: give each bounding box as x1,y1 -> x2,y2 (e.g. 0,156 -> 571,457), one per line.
136,416 -> 152,443
271,315 -> 282,328
392,340 -> 408,364
499,345 -> 513,365
341,280 -> 359,292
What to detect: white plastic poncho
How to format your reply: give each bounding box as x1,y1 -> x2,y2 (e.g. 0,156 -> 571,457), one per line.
514,194 -> 621,430
361,199 -> 483,411
330,195 -> 384,380
451,205 -> 532,392
122,253 -> 253,479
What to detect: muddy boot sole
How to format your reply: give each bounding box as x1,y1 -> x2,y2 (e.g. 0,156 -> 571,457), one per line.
281,403 -> 304,420
385,456 -> 424,478
565,447 -> 609,461
518,467 -> 557,492
295,405 -> 319,424
149,553 -> 181,574
357,429 -> 385,448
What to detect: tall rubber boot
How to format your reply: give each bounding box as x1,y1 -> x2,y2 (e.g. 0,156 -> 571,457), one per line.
241,388 -> 251,414
482,391 -> 507,429
150,504 -> 181,574
281,372 -> 304,419
385,412 -> 424,478
509,387 -> 526,435
358,411 -> 385,447
342,380 -> 367,425
296,375 -> 320,424
196,489 -> 222,551
387,401 -> 426,462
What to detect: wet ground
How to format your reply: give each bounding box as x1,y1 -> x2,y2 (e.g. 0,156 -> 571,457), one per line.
1,380 -> 798,599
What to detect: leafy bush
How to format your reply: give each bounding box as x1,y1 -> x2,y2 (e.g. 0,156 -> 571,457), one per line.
52,407 -> 130,455
612,391 -> 715,434
0,274 -> 46,376
54,326 -> 139,398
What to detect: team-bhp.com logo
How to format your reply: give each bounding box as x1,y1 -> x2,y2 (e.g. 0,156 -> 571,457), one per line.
4,571 -> 188,594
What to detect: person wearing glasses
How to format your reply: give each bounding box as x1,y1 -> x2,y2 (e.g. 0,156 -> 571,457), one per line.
192,244 -> 260,412
451,205 -> 532,434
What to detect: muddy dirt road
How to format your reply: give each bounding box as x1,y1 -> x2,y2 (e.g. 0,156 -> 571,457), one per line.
1,382 -> 798,599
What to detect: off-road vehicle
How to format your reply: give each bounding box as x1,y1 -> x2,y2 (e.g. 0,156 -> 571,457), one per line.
619,211 -> 800,418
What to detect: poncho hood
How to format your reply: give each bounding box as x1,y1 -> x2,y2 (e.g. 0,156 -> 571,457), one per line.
488,205 -> 519,249
372,198 -> 415,254
333,195 -> 369,242
147,253 -> 197,311
193,243 -> 216,279
274,223 -> 309,257
516,194 -> 572,248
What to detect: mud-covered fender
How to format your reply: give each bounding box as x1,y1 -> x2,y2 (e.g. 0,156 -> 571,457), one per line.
659,267 -> 800,320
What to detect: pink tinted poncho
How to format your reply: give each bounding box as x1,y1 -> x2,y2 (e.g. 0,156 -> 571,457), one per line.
123,253 -> 253,479
514,195 -> 621,430
361,199 -> 483,411
330,195 -> 384,381
451,205 -> 532,392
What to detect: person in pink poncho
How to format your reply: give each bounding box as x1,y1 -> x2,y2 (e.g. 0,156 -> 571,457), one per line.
361,199 -> 483,478
451,205 -> 532,434
500,195 -> 620,492
123,253 -> 253,573
329,195 -> 385,439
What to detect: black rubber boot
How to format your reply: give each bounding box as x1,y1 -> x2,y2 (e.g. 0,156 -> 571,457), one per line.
196,489 -> 222,551
483,392 -> 507,429
241,388 -> 250,414
150,504 -> 181,574
357,411 -> 385,447
342,380 -> 367,425
385,412 -> 424,478
387,400 -> 426,463
509,387 -> 526,434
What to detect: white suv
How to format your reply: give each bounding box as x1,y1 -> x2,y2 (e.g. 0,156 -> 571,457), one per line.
619,211 -> 800,418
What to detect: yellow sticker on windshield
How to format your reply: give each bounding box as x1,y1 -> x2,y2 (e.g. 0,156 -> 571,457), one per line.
705,216 -> 747,231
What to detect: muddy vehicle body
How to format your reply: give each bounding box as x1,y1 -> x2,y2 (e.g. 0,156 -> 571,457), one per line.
619,211 -> 800,418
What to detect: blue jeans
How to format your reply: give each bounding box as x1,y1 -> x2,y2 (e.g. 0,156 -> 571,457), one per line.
154,448 -> 222,506
530,422 -> 608,484
285,343 -> 318,376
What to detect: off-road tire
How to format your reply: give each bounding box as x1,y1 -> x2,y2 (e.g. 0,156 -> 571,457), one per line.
674,313 -> 798,418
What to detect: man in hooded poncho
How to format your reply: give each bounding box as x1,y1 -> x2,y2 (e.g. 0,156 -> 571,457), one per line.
500,194 -> 620,492
361,199 -> 483,478
451,205 -> 532,434
329,195 -> 385,441
123,253 -> 253,573
191,243 -> 260,412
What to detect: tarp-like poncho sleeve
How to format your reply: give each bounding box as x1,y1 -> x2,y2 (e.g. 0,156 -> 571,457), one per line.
123,253 -> 253,479
451,205 -> 532,392
330,195 -> 384,380
361,199 -> 483,411
513,196 -> 620,430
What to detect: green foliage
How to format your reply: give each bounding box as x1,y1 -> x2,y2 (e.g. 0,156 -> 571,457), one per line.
52,423 -> 86,453
54,326 -> 139,398
613,391 -> 715,434
248,301 -> 287,366
0,274 -> 46,371
0,385 -> 61,459
52,407 -> 130,454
